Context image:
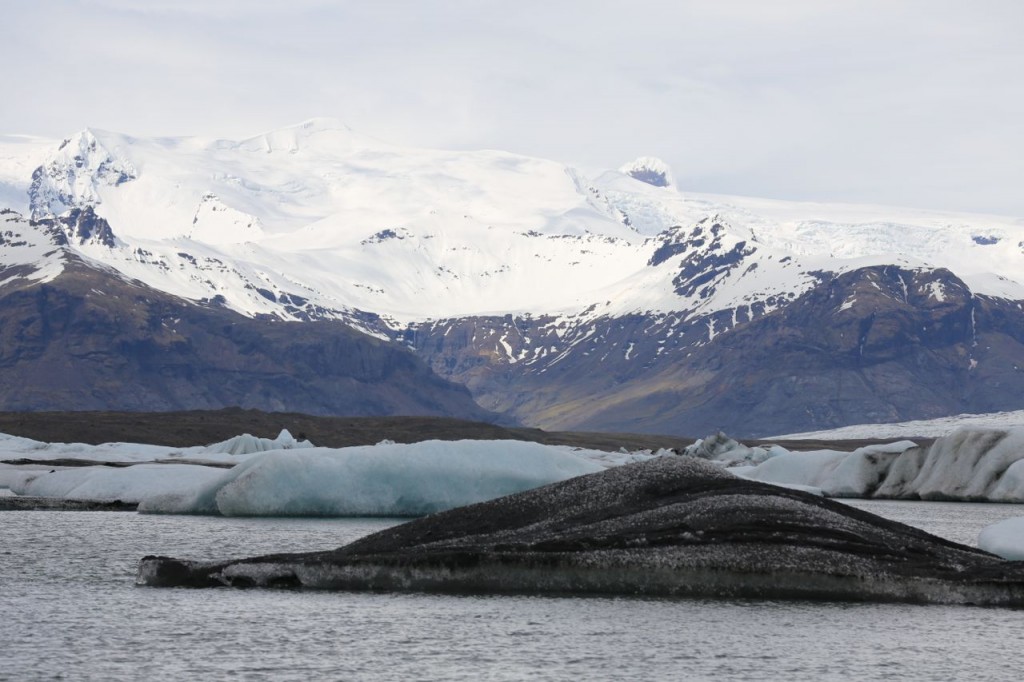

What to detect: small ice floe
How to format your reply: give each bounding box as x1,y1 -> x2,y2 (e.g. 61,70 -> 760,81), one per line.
978,517 -> 1024,560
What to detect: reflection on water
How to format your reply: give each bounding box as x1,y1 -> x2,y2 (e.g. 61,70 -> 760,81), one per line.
2,503 -> 1024,681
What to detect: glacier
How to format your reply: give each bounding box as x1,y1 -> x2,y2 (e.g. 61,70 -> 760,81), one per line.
768,409 -> 1024,440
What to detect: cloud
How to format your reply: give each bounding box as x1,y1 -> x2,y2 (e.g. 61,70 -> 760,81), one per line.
3,0 -> 1023,214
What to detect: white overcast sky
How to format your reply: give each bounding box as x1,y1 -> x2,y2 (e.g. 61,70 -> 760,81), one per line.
4,0 -> 1024,215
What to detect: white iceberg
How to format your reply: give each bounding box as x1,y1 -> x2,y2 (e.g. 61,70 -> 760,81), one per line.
0,428 -> 310,465
0,431 -> 183,463
8,439 -> 603,516
204,429 -> 313,455
738,428 -> 1024,502
978,517 -> 1024,560
684,432 -> 784,466
8,464 -> 225,503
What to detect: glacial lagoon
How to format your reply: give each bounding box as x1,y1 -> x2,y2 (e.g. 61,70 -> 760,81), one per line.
3,502 -> 1024,681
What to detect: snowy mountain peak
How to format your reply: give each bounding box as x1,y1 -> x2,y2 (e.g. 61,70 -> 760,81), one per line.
28,128 -> 137,220
1,121 -> 1024,328
619,157 -> 676,188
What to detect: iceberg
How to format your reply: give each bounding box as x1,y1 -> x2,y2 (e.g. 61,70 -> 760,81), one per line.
0,428 -> 311,465
140,439 -> 605,516
138,457 -> 1024,606
738,427 -> 1024,502
683,431 -> 785,466
2,434 -> 604,516
204,429 -> 313,456
978,518 -> 1024,560
9,464 -> 225,504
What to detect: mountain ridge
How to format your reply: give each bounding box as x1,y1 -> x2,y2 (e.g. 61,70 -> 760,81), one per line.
2,122 -> 1024,435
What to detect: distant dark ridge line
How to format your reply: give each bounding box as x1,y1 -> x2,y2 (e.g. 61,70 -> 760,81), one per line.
0,407 -> 694,452
0,408 -> 924,453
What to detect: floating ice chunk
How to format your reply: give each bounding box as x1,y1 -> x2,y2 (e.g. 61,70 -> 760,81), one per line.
740,441 -> 920,497
684,432 -> 782,466
205,429 -> 314,455
0,428 -> 315,465
8,464 -> 225,503
902,429 -> 1024,500
141,439 -> 605,517
739,449 -> 849,490
0,432 -> 47,451
0,431 -> 185,463
978,518 -> 1024,560
740,428 -> 1024,502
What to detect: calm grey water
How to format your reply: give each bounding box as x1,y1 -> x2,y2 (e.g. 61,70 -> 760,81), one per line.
2,502 -> 1024,681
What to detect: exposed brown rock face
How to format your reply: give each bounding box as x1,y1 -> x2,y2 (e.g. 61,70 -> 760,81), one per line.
3,200 -> 1024,437
0,257 -> 494,421
410,266 -> 1024,437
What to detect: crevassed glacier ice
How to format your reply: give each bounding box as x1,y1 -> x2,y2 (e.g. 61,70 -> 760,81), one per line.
140,439 -> 604,516
978,517 -> 1024,560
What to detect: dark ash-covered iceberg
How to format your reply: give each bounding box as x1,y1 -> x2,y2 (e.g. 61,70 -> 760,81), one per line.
138,457 -> 1024,605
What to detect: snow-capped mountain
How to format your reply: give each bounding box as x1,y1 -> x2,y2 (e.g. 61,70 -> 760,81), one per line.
2,118 -> 1024,435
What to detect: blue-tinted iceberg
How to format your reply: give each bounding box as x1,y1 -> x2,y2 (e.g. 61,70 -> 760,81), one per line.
139,439 -> 604,516
8,464 -> 225,503
979,517 -> 1024,560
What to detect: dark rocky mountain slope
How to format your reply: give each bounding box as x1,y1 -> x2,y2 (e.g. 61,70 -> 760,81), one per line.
410,266 -> 1024,437
0,256 -> 494,420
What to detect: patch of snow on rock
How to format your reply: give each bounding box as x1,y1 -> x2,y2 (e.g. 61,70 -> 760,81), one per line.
619,157 -> 676,188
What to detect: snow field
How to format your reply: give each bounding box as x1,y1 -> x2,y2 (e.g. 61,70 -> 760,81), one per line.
5,119 -> 1024,327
